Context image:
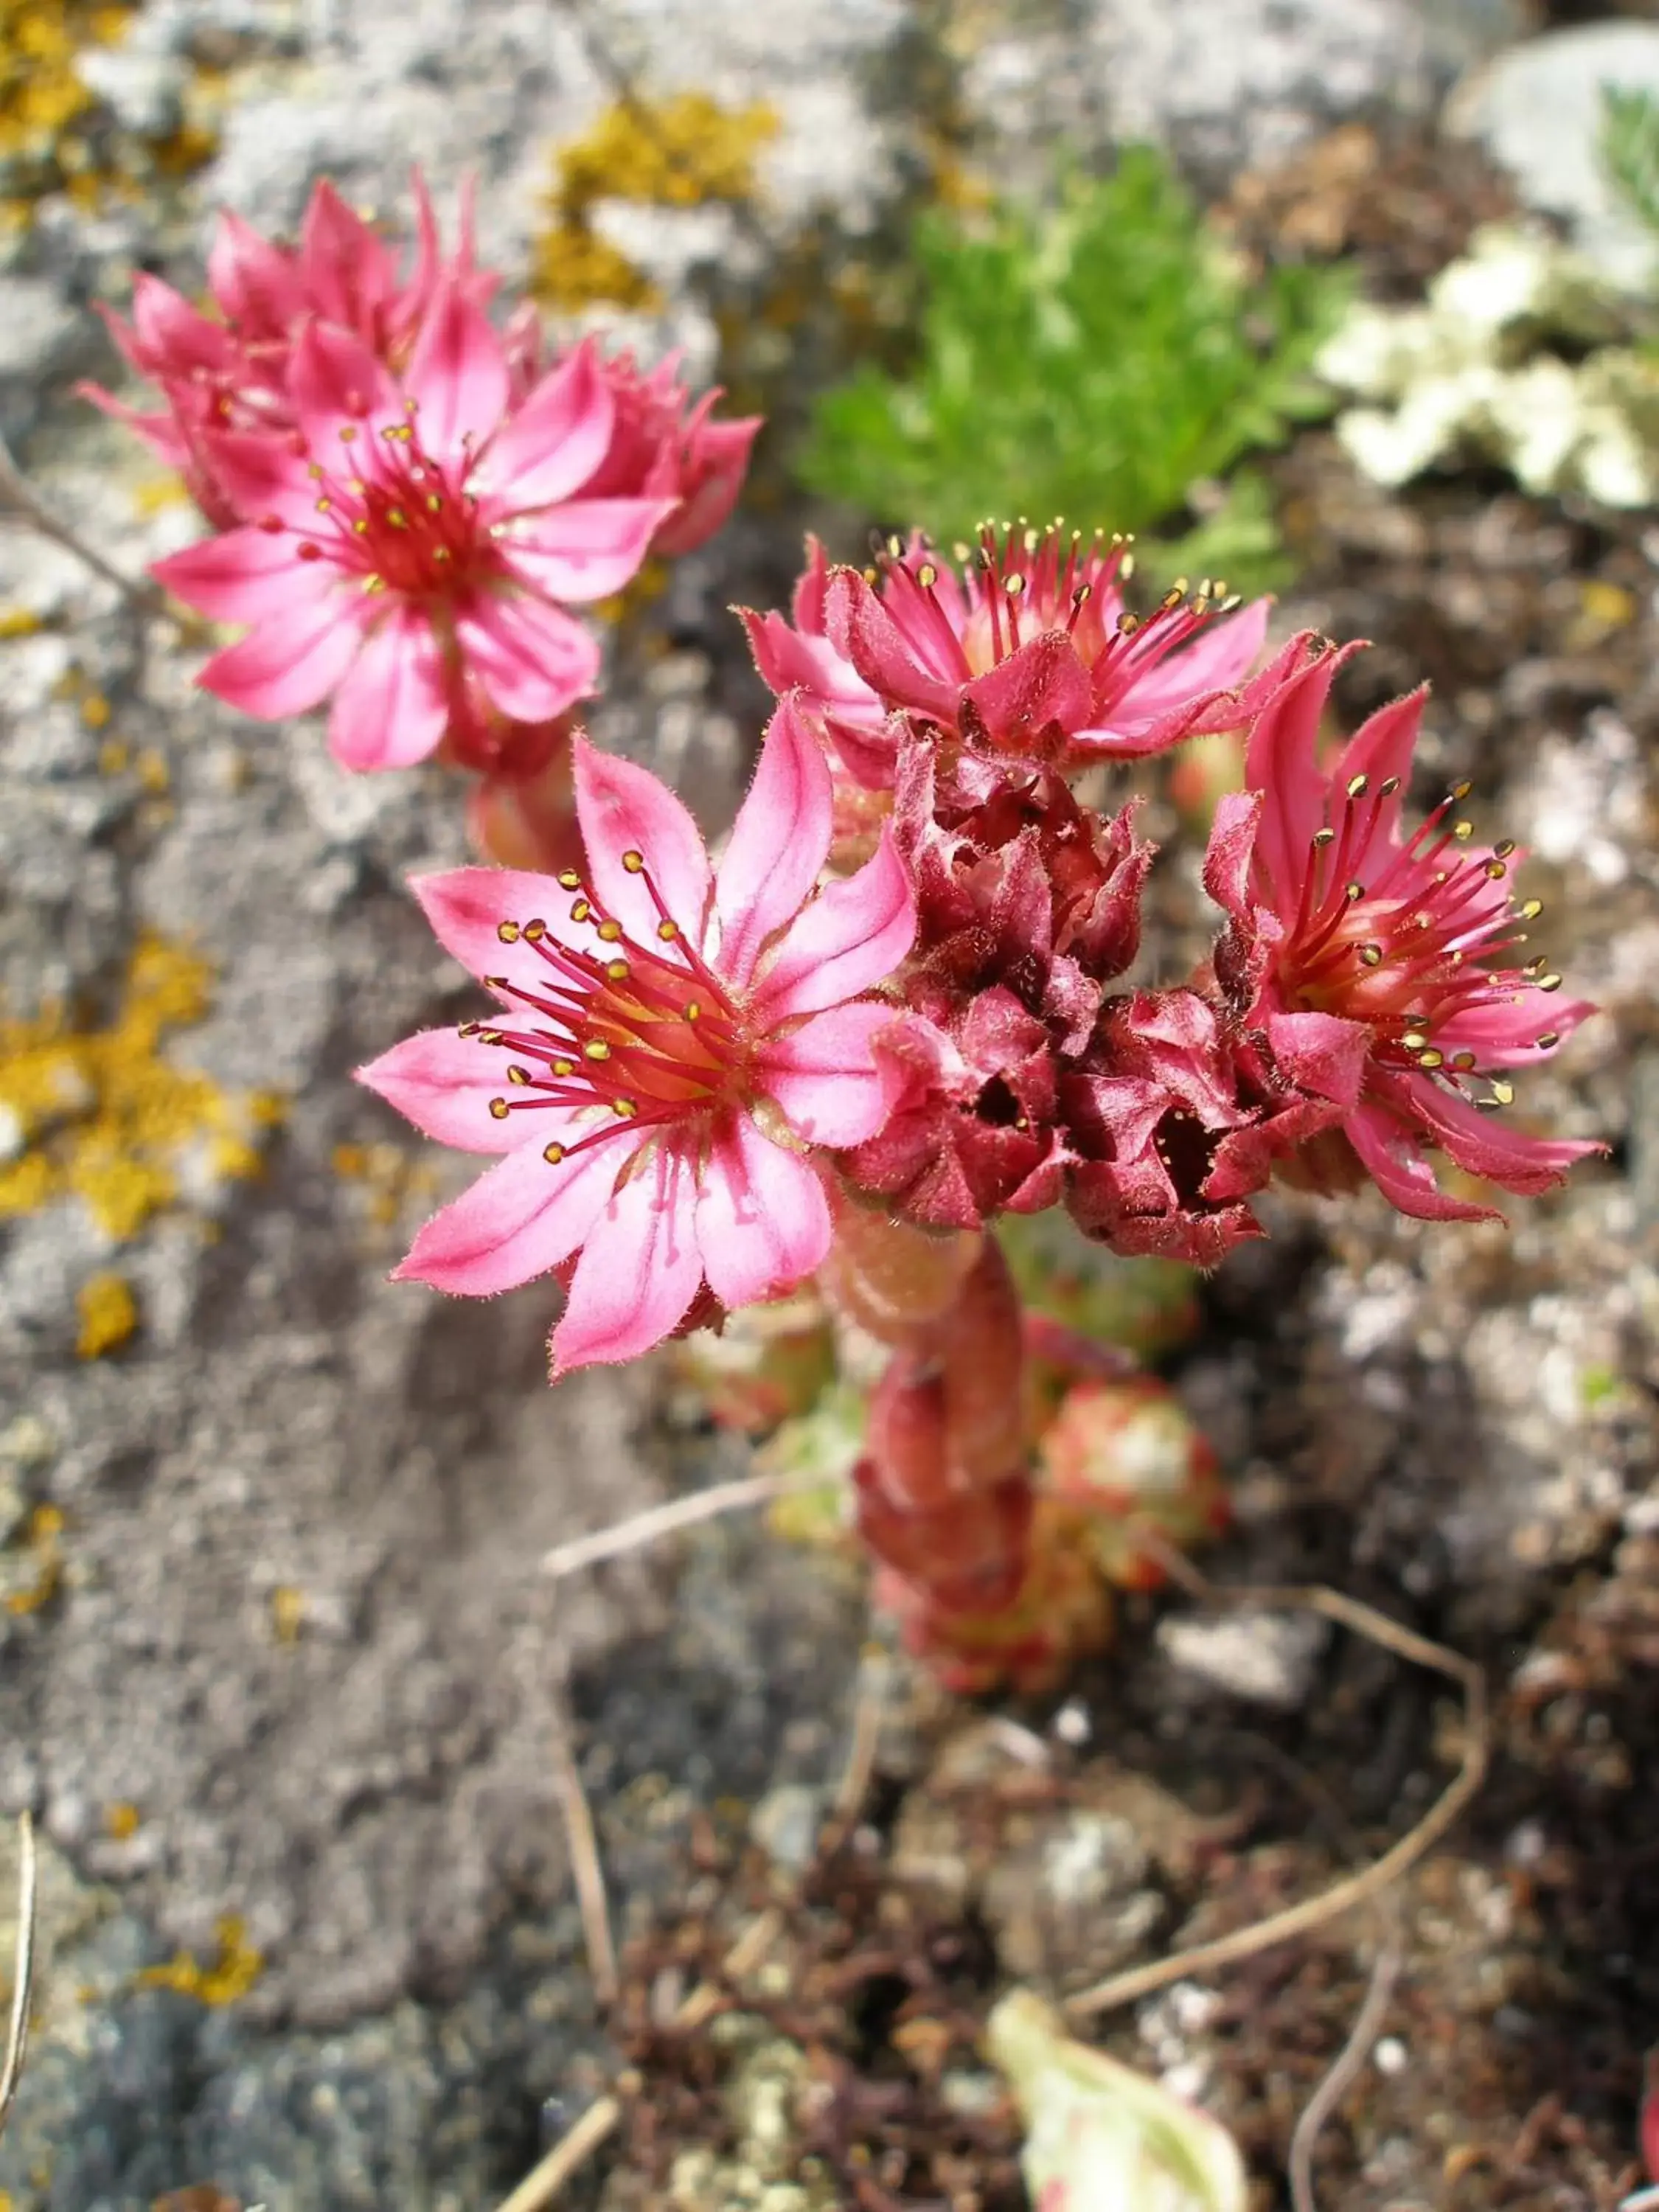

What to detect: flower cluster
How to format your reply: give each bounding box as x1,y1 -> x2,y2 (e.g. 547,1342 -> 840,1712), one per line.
93,174 -> 1601,1690
100,175 -> 756,785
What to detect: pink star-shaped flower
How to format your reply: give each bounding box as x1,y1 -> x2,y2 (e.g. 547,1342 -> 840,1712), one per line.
358,698 -> 917,1374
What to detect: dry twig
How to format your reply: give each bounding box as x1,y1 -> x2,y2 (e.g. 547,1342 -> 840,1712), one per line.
550,1713 -> 619,2010
0,434 -> 169,617
1064,1557 -> 1487,2020
0,1810 -> 39,2144
540,1470 -> 813,1582
1287,1927 -> 1403,2212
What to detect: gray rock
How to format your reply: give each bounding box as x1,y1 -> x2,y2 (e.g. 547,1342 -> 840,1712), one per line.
1447,24 -> 1659,290
1155,1607 -> 1329,1709
0,284 -> 100,447
71,46 -> 190,142
1082,0 -> 1527,184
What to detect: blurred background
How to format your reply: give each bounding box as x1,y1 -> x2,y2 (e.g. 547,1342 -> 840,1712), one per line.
0,0 -> 1656,2205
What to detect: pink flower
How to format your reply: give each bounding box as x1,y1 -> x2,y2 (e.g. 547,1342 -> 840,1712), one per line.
1204,641 -> 1600,1220
577,349 -> 759,557
739,535 -> 898,790
152,289 -> 673,773
773,524 -> 1287,773
84,174 -> 490,526
357,698 -> 917,1374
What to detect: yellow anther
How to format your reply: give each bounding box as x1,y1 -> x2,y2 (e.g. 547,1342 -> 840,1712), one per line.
571,900 -> 591,923
1537,972 -> 1563,993
657,919 -> 679,942
1357,943 -> 1382,967
597,919 -> 623,942
497,921 -> 521,943
1312,827 -> 1335,848
1379,776 -> 1400,797
612,1098 -> 638,1119
1450,1051 -> 1477,1072
524,919 -> 547,943
605,959 -> 630,981
917,563 -> 937,588
1346,773 -> 1369,799
488,1097 -> 509,1119
1402,1031 -> 1429,1051
621,850 -> 644,874
316,497 -> 333,514
1450,780 -> 1472,801
584,1040 -> 612,1061
1343,880 -> 1364,902
1416,1048 -> 1444,1070
543,1141 -> 566,1164
1490,1079 -> 1515,1106
1537,1031 -> 1559,1050
1518,898 -> 1543,921
558,869 -> 582,889
1453,821 -> 1474,840
507,1065 -> 530,1085
552,1058 -> 574,1078
685,1001 -> 701,1020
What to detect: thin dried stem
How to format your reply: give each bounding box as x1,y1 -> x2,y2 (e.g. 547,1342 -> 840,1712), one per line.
0,1810 -> 39,2143
1063,1557 -> 1487,2021
830,1650 -> 888,1829
0,434 -> 169,617
540,1470 -> 812,1582
494,2092 -> 622,2212
550,1715 -> 618,2008
1287,1928 -> 1403,2212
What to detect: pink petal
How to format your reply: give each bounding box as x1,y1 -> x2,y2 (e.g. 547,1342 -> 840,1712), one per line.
1200,789 -> 1264,919
758,1000 -> 902,1146
1243,647 -> 1340,914
1332,687 -> 1427,858
550,1142 -> 703,1372
958,633 -> 1093,750
1343,1100 -> 1497,1222
328,607 -> 450,769
209,211 -> 305,334
473,338 -> 616,513
299,181 -> 394,331
694,1113 -> 831,1310
195,591 -> 365,719
714,695 -> 833,990
1389,1071 -> 1602,1193
153,529 -> 335,624
412,864 -> 593,979
195,431 -> 322,529
455,591 -> 599,724
1112,597 -> 1271,723
824,566 -> 964,720
1435,991 -> 1596,1068
500,496 -> 673,603
356,1026 -> 529,1152
571,736 -> 714,948
131,274 -> 235,375
650,414 -> 760,557
402,281 -> 509,464
752,827 -> 916,1019
396,1129 -> 629,1295
288,321 -> 402,459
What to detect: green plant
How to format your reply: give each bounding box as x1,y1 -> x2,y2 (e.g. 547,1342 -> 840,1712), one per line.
1600,82 -> 1659,243
799,148 -> 1350,589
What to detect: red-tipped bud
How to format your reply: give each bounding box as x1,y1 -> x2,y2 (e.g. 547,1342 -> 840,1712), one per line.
1038,1377 -> 1226,1591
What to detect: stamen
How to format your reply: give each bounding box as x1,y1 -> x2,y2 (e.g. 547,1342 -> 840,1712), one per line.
497,921 -> 521,943
621,850 -> 644,874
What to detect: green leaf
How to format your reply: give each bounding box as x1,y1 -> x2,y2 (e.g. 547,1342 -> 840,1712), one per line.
799,149 -> 1352,591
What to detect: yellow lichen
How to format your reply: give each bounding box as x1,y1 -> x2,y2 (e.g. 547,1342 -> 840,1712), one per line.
532,91 -> 779,312
333,1138 -> 439,1228
0,931 -> 279,1245
2,1502 -> 64,1615
269,1584 -> 305,1642
137,1913 -> 263,2006
0,606 -> 40,639
104,1800 -> 140,1839
74,1269 -> 136,1357
0,0 -> 216,228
